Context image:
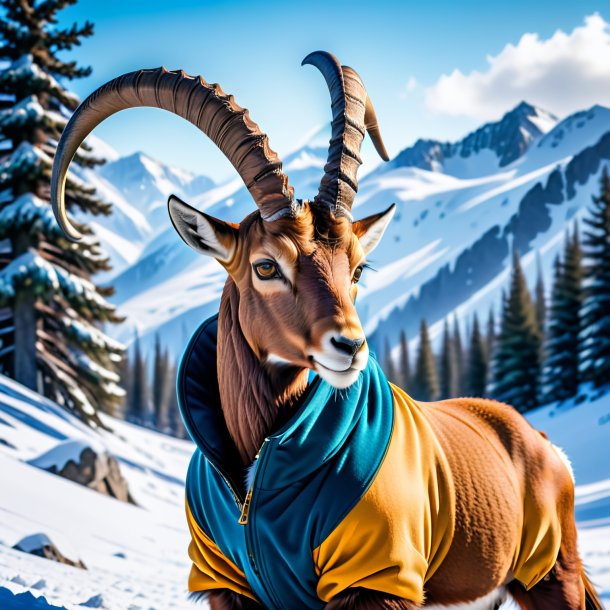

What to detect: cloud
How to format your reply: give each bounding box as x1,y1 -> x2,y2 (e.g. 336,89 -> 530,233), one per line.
425,14 -> 610,120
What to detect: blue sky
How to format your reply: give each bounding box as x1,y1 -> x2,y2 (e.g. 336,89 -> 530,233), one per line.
56,0 -> 610,181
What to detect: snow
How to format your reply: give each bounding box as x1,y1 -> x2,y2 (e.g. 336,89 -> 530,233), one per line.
0,194 -> 61,236
14,534 -> 55,554
0,374 -> 199,610
0,96 -> 65,130
27,439 -> 105,472
0,251 -> 113,314
0,55 -> 79,108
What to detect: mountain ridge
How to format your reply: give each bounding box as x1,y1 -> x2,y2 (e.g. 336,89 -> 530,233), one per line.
376,101 -> 557,179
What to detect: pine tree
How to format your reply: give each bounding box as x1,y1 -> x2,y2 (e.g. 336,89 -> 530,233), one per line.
580,168 -> 610,387
167,360 -> 187,439
413,319 -> 439,401
439,320 -> 457,398
467,313 -> 488,397
129,332 -> 148,425
543,227 -> 583,402
117,344 -> 131,420
383,337 -> 397,384
491,251 -> 542,412
0,0 -> 123,425
452,315 -> 466,395
535,252 -> 546,335
398,329 -> 410,390
486,307 -> 496,363
152,334 -> 170,431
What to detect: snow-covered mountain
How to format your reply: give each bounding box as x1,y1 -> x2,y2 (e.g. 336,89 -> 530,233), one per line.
375,102 -> 557,177
72,148 -> 216,279
87,102 -> 610,360
363,103 -> 610,352
1,374 -> 609,608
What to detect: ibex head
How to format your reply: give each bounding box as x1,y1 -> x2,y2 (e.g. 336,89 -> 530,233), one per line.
52,51 -> 395,389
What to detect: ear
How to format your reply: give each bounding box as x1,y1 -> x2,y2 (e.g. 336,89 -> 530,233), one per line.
168,195 -> 238,264
353,203 -> 396,255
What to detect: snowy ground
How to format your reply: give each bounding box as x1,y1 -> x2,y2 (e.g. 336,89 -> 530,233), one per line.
0,374 -> 608,608
0,375 -> 199,609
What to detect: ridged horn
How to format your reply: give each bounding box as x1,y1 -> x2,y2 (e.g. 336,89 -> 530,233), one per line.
302,51 -> 389,219
51,67 -> 296,240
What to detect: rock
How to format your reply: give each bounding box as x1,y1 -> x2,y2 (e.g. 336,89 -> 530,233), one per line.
28,441 -> 136,504
12,533 -> 86,570
79,594 -> 105,608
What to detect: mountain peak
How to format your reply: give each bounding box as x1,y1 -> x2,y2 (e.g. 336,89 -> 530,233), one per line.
381,101 -> 558,178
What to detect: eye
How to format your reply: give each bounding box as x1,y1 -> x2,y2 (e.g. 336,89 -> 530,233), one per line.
253,259 -> 282,280
352,265 -> 364,284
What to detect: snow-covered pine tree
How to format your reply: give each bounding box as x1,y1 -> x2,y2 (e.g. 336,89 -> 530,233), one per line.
398,329 -> 410,390
0,0 -> 123,425
543,227 -> 583,402
439,319 -> 457,398
413,319 -> 439,401
491,251 -> 542,412
581,168 -> 610,387
467,312 -> 488,397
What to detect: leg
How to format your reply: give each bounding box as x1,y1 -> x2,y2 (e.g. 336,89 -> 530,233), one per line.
507,526 -> 586,610
325,588 -> 420,610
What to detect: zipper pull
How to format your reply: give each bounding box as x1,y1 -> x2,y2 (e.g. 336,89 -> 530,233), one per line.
239,488 -> 253,525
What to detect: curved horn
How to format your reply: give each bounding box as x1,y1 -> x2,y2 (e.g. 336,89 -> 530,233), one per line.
51,67 -> 296,240
302,51 -> 389,219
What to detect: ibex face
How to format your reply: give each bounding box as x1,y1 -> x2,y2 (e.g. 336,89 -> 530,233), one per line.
168,197 -> 394,388
51,51 -> 394,389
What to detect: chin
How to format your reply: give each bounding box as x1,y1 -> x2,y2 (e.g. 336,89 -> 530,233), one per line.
315,366 -> 363,389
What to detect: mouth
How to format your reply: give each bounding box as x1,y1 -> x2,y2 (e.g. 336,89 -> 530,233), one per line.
310,354 -> 367,389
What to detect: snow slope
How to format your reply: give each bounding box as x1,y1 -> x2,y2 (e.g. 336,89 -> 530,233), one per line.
0,374 -> 609,608
0,374 -> 198,610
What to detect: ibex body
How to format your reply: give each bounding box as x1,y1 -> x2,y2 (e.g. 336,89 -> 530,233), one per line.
52,52 -> 602,610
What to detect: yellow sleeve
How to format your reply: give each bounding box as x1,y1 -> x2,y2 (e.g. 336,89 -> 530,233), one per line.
185,501 -> 257,601
313,385 -> 454,605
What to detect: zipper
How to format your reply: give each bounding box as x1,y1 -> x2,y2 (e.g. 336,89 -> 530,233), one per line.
240,438 -> 284,609
207,459 -> 244,511
238,443 -> 264,525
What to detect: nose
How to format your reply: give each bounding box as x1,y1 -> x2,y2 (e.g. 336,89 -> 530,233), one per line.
330,335 -> 365,358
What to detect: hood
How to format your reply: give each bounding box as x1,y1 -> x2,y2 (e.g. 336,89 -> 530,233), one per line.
177,314 -> 393,494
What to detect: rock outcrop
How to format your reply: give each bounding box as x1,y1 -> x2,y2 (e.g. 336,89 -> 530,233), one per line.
28,440 -> 136,504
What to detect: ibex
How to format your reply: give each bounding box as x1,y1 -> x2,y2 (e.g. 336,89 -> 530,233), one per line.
52,52 -> 601,610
